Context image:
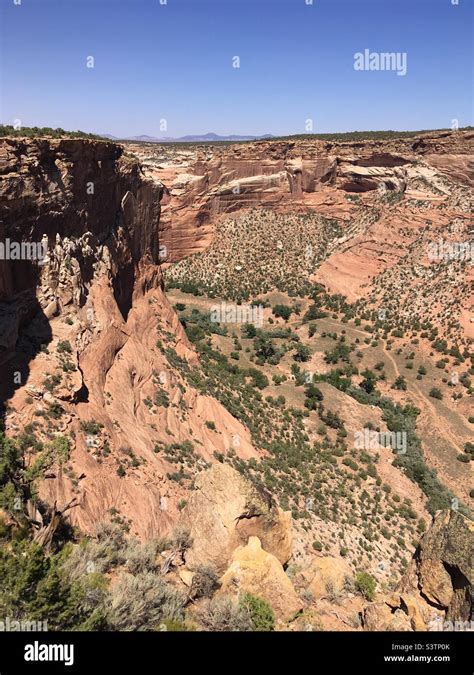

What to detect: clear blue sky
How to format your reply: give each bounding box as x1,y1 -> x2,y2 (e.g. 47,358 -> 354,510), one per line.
0,0 -> 472,137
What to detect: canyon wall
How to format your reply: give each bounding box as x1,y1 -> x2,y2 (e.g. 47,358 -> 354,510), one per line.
0,138 -> 258,538
137,130 -> 474,263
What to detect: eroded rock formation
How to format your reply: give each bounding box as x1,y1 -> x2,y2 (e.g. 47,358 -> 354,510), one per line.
362,510 -> 473,631
180,462 -> 292,573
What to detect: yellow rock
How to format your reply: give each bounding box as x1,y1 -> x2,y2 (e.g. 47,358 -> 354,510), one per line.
181,463 -> 293,573
178,569 -> 195,587
219,536 -> 302,621
302,556 -> 352,600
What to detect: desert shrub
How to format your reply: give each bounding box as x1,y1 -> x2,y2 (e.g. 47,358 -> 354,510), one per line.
200,596 -> 252,632
242,323 -> 257,338
106,572 -> 185,631
154,389 -> 170,408
272,304 -> 293,321
43,374 -> 62,392
343,457 -> 358,471
79,420 -> 103,435
253,336 -> 281,364
325,579 -> 342,602
464,442 -> 474,456
61,524 -> 128,579
246,368 -> 269,389
57,340 -> 72,354
429,387 -> 443,400
171,526 -> 193,552
239,592 -> 275,631
324,343 -> 351,365
355,571 -> 377,601
293,344 -> 311,363
320,409 -> 344,430
392,375 -> 407,391
304,384 -> 324,410
190,564 -> 220,599
125,540 -> 161,574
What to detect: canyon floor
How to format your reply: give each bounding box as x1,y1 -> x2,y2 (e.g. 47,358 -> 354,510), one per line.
0,129 -> 472,632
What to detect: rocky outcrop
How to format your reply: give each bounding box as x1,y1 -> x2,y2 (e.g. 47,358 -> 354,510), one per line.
398,509 -> 473,621
218,536 -> 302,620
362,510 -> 473,631
362,602 -> 412,632
297,556 -> 352,600
180,462 -> 293,573
0,138 -> 163,365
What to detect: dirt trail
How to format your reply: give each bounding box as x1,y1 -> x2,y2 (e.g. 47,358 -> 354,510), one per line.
378,342 -> 466,456
324,320 -> 468,471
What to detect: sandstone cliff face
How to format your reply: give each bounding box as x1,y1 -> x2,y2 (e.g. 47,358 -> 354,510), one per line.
0,138 -> 260,539
0,138 -> 162,362
132,130 -> 474,263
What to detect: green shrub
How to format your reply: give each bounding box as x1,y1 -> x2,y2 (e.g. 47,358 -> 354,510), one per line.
355,572 -> 377,601
239,593 -> 275,631
293,344 -> 311,363
392,375 -> 407,391
57,340 -> 72,354
272,305 -> 293,321
80,420 -> 103,435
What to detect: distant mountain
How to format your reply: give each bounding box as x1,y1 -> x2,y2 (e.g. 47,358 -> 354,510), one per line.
173,133 -> 275,143
102,132 -> 275,143
127,134 -> 165,142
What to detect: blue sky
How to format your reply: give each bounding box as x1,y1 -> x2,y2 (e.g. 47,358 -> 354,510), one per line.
0,0 -> 472,137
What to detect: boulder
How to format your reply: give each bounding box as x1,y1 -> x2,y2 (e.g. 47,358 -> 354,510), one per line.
180,463 -> 293,573
398,509 -> 473,621
361,602 -> 412,631
218,536 -> 302,620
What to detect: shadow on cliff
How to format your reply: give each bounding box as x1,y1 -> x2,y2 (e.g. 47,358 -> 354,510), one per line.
0,288 -> 52,432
